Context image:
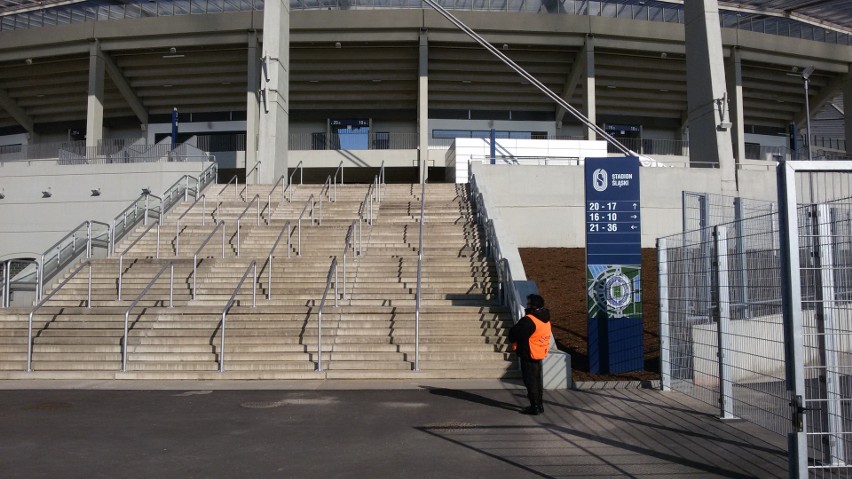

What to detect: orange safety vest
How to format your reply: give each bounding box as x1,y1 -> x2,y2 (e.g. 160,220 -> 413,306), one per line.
512,314 -> 552,360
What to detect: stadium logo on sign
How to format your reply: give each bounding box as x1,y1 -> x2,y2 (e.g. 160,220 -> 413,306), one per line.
593,169 -> 608,192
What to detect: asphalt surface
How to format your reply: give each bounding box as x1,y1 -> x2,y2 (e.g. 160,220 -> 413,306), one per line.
0,381 -> 788,478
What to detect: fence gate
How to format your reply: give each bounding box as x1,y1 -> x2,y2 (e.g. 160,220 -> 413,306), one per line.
780,161 -> 852,477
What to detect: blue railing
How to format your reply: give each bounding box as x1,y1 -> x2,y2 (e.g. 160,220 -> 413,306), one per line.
1,0 -> 849,46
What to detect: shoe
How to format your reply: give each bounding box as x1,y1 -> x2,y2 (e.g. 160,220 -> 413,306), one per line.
520,406 -> 540,415
536,405 -> 544,414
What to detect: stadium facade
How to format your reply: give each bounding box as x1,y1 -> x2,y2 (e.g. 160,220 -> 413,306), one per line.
0,0 -> 851,258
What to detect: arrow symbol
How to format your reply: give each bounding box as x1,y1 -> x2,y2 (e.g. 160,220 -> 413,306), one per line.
632,203 -> 638,209
630,214 -> 638,219
631,225 -> 637,230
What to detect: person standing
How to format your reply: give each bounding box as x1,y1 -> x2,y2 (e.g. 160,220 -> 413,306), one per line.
509,294 -> 552,415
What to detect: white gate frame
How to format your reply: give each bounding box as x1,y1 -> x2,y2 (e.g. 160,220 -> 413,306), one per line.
778,161 -> 852,477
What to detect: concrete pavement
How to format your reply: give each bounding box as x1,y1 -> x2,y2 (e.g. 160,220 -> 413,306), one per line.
0,381 -> 787,478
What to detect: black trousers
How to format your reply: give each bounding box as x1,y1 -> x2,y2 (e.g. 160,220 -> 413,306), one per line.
520,357 -> 543,408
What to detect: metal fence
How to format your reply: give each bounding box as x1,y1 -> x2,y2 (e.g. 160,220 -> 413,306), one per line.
0,139 -> 211,164
681,191 -> 777,233
660,162 -> 852,476
289,132 -> 417,150
2,0 -> 849,46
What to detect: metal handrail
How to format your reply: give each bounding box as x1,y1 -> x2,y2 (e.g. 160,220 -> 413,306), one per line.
359,181 -> 376,224
122,261 -> 175,372
378,161 -> 385,202
291,160 -> 303,186
296,194 -> 320,255
267,174 -> 287,224
218,260 -> 257,372
341,219 -> 360,301
218,174 -> 239,199
27,260 -> 93,371
175,194 -> 207,256
143,193 -> 163,226
235,194 -> 261,256
414,179 -> 425,372
246,160 -> 261,183
192,221 -> 226,300
265,221 -> 292,300
333,160 -> 343,185
117,220 -> 161,301
37,219 -> 111,300
316,256 -> 339,372
321,175 -> 336,203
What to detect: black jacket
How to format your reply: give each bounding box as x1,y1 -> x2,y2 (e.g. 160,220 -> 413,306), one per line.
508,307 -> 551,361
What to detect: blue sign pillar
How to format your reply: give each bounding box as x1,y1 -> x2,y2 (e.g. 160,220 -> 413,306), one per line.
171,107 -> 179,150
584,156 -> 643,374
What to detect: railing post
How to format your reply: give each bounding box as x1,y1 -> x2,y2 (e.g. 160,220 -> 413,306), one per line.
658,238 -> 671,391
184,176 -> 189,202
118,256 -> 124,301
175,221 -> 180,256
122,310 -> 129,372
222,223 -> 226,258
237,221 -> 241,257
192,254 -> 198,300
334,265 -> 339,307
219,312 -> 226,372
87,262 -> 92,308
144,194 -> 149,226
86,221 -> 92,259
169,263 -> 174,308
714,226 -> 736,420
156,221 -> 160,259
252,262 -> 257,307
317,307 -> 323,372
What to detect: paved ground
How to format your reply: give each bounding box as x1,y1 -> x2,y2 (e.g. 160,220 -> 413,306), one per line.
0,380 -> 788,478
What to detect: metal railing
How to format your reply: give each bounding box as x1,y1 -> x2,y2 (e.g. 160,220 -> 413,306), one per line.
192,221 -> 227,300
143,193 -> 163,225
218,260 -> 257,372
122,261 -> 175,372
37,220 -> 110,302
469,171 -> 524,319
117,221 -> 161,301
264,221 -> 292,300
321,175 -> 336,203
295,194 -> 321,255
235,194 -> 261,256
288,132 -> 418,151
316,257 -> 339,372
341,219 -> 362,300
174,194 -> 208,256
27,260 -> 93,371
246,160 -> 262,184
414,179 -> 426,371
218,175 -> 240,200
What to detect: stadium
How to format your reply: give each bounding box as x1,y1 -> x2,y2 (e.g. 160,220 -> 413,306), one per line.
1,1 -> 852,474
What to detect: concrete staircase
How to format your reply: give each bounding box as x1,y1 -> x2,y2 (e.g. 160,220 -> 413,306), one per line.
0,181 -> 517,380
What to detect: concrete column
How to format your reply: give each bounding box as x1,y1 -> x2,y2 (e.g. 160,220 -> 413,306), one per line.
844,80 -> 852,155
684,0 -> 737,193
584,36 -> 596,141
86,42 -> 105,149
257,0 -> 289,184
418,29 -> 429,183
726,47 -> 745,167
246,31 -> 260,184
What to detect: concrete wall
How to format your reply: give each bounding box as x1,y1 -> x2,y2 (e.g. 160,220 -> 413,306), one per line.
289,148 -> 417,168
0,160 -> 209,260
470,162 -> 778,250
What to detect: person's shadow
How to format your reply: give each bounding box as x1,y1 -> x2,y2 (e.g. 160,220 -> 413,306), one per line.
421,386 -> 522,412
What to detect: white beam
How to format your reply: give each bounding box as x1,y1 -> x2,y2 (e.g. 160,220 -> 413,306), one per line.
0,88 -> 34,134
101,49 -> 148,127
555,37 -> 591,125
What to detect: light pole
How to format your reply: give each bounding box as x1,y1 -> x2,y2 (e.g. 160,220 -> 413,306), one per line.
802,66 -> 815,162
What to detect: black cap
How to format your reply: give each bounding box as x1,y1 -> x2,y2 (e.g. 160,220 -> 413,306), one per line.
526,294 -> 544,309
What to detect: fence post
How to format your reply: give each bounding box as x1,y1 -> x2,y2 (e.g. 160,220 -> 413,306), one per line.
777,162 -> 808,478
699,194 -> 713,322
658,238 -> 671,391
733,198 -> 750,318
714,226 -> 736,420
815,204 -> 846,466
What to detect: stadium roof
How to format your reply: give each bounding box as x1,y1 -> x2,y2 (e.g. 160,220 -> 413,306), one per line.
1,0 -> 852,34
